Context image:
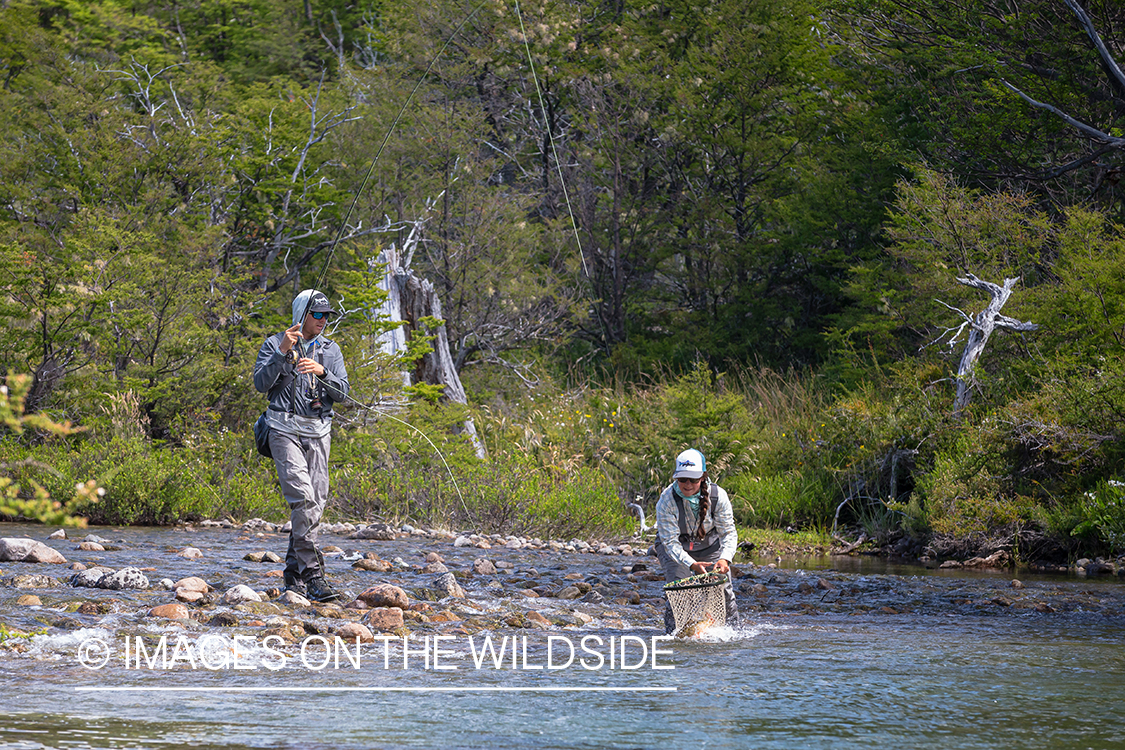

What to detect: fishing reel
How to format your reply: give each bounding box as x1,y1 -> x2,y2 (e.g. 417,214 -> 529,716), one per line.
285,349 -> 299,366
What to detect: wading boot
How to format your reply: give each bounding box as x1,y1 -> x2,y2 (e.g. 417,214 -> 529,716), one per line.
284,569 -> 306,596
304,574 -> 344,603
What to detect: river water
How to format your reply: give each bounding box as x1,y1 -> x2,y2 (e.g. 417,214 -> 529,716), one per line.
1,521 -> 1123,750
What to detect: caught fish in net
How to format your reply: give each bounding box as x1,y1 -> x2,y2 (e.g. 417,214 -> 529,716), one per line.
663,571 -> 728,638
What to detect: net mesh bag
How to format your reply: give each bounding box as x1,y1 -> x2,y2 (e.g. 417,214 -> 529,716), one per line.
663,571 -> 728,636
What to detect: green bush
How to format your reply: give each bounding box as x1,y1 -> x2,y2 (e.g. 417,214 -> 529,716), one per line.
916,428 -> 1032,536
724,472 -> 801,528
1071,479 -> 1125,554
327,405 -> 634,538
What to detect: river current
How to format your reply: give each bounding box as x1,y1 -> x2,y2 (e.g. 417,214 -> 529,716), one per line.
1,521 -> 1123,750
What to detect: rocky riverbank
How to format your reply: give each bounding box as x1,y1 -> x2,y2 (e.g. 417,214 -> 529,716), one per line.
2,519 -> 1124,659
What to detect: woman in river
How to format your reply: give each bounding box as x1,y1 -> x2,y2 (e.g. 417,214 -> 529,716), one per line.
654,449 -> 739,633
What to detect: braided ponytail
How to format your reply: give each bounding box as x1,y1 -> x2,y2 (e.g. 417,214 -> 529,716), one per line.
696,473 -> 711,540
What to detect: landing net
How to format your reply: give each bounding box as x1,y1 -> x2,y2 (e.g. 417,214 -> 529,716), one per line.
662,571 -> 727,637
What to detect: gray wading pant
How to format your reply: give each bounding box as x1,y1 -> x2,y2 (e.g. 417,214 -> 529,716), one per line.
269,429 -> 330,580
655,538 -> 739,634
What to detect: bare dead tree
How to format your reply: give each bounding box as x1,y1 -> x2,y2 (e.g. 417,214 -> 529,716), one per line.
934,274 -> 1039,418
366,203 -> 487,458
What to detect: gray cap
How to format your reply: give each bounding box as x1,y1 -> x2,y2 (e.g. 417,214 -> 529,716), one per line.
308,292 -> 336,315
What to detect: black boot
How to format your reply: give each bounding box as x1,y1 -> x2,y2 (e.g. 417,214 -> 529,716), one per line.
663,605 -> 677,636
304,574 -> 344,603
283,569 -> 306,596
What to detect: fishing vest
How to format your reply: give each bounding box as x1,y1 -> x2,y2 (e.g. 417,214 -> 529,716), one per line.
266,339 -> 328,420
674,484 -> 721,557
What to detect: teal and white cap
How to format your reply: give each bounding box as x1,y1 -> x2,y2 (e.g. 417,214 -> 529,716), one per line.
673,449 -> 706,479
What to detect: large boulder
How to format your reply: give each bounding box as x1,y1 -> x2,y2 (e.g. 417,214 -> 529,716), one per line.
70,567 -> 115,588
70,566 -> 148,590
0,538 -> 67,564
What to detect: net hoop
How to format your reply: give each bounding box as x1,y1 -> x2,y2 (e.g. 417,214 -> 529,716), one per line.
663,571 -> 728,592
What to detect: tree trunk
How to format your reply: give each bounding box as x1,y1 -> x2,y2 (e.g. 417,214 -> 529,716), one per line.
952,274 -> 1039,418
376,240 -> 487,458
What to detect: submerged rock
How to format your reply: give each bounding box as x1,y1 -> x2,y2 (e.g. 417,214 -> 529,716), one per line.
208,611 -> 239,627
335,621 -> 375,643
472,558 -> 497,575
101,568 -> 149,590
433,572 -> 465,599
276,590 -> 312,607
8,573 -> 60,588
352,558 -> 392,572
222,585 -> 262,604
355,584 -> 409,610
149,603 -> 191,620
174,577 -> 208,593
365,607 -> 405,632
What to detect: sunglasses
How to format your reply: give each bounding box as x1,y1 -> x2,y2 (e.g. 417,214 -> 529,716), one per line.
310,311 -> 328,320
676,477 -> 702,484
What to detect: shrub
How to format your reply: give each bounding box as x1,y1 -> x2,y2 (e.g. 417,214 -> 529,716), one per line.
1070,479 -> 1125,555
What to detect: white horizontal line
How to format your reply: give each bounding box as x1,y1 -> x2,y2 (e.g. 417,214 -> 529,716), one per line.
74,686 -> 676,693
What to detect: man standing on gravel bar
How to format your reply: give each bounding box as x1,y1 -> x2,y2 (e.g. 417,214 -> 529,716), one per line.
254,289 -> 350,603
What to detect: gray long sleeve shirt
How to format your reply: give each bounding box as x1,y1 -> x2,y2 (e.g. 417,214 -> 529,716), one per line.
655,482 -> 738,569
253,333 -> 349,436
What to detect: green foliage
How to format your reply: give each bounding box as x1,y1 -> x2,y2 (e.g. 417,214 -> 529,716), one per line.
329,407 -> 630,538
725,472 -> 805,528
1037,208 -> 1125,358
2,0 -> 1125,561
842,169 -> 1050,368
0,373 -> 91,526
1071,479 -> 1125,554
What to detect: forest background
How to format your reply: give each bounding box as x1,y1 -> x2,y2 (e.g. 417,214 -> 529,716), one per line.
2,0 -> 1124,563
